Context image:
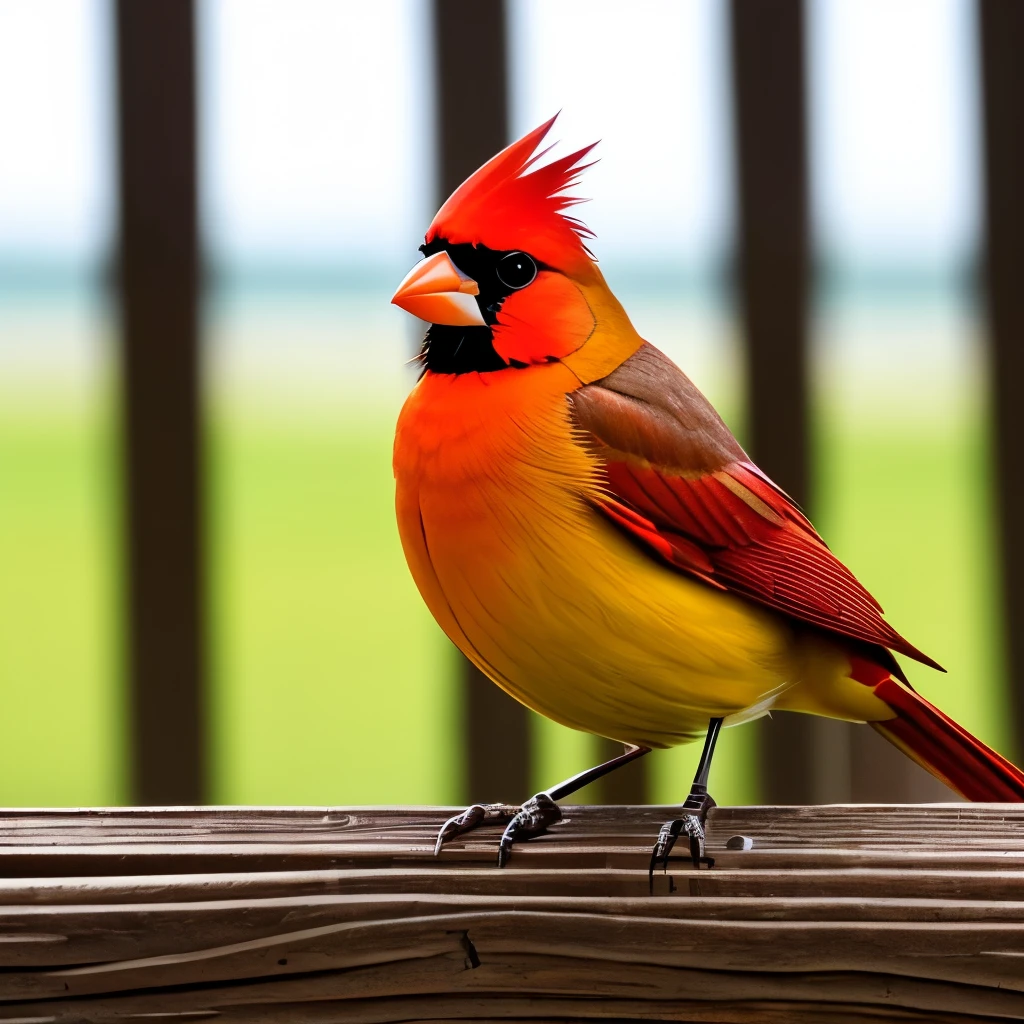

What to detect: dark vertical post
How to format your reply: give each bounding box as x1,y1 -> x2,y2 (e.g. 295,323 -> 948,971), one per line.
115,1 -> 204,804
729,0 -> 938,804
729,0 -> 819,803
979,0 -> 1024,762
431,0 -> 530,802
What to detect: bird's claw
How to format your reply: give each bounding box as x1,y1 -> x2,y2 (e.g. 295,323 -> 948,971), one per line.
497,792 -> 562,867
649,793 -> 716,891
434,802 -> 519,856
434,794 -> 562,863
649,812 -> 712,868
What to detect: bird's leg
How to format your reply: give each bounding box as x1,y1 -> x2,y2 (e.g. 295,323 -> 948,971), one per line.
649,717 -> 723,886
434,743 -> 651,866
496,743 -> 651,867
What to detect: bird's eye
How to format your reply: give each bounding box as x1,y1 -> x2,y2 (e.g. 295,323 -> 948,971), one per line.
496,251 -> 537,290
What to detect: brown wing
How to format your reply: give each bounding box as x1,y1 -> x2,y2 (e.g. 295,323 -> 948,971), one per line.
569,342 -> 941,670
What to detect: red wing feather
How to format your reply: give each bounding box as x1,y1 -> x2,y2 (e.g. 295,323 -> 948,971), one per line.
570,343 -> 941,671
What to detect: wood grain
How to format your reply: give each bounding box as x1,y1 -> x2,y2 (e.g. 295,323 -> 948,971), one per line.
0,805 -> 1022,1022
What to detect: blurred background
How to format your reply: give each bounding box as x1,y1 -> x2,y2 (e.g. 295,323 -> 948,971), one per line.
1,0 -> 1020,808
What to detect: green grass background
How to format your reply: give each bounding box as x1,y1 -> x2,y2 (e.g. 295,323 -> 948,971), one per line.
0,396 -> 122,805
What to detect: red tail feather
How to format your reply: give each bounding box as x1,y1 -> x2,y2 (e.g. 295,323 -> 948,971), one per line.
872,677 -> 1024,802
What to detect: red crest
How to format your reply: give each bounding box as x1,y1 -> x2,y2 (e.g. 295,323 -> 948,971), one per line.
426,115 -> 597,272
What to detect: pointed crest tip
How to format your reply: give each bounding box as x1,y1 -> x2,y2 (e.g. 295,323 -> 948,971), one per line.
427,116 -> 598,268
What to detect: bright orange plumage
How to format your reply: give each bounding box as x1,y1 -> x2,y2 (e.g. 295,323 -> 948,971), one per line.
391,117 -> 1024,865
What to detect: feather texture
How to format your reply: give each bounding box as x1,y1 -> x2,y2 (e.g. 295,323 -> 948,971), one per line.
871,677 -> 1024,800
570,342 -> 941,671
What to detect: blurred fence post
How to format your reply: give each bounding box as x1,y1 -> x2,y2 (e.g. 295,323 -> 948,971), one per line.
979,0 -> 1024,763
430,0 -> 530,803
114,0 -> 205,804
729,0 -> 820,804
729,0 -> 945,804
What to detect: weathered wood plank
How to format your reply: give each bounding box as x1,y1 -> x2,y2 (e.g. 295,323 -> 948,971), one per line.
0,806 -> 1022,1022
14,910 -> 1024,994
1,973 -> 1021,1024
3,865 -> 1024,905
5,893 -> 1024,973
1,805 -> 1022,851
2,804 -> 1020,842
1,805 -> 1021,879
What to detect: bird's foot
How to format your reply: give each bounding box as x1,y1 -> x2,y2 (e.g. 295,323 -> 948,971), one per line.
434,802 -> 519,856
433,794 -> 562,865
649,790 -> 716,889
497,792 -> 562,867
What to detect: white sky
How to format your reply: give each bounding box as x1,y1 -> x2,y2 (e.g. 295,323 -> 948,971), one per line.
810,0 -> 979,273
0,0 -> 111,265
510,0 -> 729,268
0,0 -> 979,274
200,0 -> 431,270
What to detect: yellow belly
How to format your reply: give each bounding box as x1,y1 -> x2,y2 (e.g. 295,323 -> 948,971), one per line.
394,366 -> 887,747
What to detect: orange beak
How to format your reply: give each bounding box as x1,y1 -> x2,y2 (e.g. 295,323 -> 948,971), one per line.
391,251 -> 486,327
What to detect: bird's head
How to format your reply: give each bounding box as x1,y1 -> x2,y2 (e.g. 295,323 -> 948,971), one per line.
391,115 -> 641,380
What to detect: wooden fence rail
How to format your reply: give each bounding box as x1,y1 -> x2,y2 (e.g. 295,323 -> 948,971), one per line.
0,805 -> 1022,1022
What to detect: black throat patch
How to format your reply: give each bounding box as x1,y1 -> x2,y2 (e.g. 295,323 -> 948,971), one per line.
417,239 -> 537,375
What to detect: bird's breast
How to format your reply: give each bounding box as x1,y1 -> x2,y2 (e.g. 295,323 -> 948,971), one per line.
394,364 -> 600,599
393,364 -> 796,746
395,364 -> 588,486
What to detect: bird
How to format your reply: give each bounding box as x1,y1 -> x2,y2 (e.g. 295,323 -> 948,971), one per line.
390,115 -> 1024,876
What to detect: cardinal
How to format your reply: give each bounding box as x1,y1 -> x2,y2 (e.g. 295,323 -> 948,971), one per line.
391,116 -> 1024,876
